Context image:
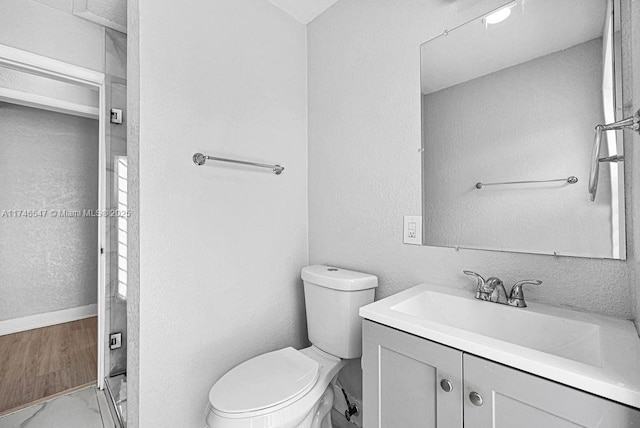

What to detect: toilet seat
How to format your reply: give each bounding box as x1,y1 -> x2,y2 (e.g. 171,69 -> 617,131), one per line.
206,346 -> 347,428
209,347 -> 320,416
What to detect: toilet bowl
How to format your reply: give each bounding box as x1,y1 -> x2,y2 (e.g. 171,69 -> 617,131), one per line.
205,265 -> 378,428
206,346 -> 346,428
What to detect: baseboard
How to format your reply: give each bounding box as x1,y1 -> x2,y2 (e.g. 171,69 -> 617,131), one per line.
0,304 -> 97,336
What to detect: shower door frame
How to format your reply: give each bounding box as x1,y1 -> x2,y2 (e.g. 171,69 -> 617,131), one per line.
0,44 -> 108,390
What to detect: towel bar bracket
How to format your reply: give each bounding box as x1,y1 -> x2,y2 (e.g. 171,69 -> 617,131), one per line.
589,109 -> 640,201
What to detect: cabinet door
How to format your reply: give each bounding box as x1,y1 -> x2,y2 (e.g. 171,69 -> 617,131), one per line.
362,320 -> 463,428
463,354 -> 640,427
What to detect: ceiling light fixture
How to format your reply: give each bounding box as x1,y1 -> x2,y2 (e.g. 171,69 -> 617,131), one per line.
482,1 -> 517,25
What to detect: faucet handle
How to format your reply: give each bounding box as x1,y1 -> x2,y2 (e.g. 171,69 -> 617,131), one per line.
509,280 -> 542,307
464,271 -> 487,300
463,270 -> 485,288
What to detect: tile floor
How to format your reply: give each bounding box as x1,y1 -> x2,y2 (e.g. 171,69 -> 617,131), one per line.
0,383 -> 352,428
0,386 -> 117,428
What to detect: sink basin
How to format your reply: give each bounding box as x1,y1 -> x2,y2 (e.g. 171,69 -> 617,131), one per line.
391,287 -> 602,366
359,283 -> 640,409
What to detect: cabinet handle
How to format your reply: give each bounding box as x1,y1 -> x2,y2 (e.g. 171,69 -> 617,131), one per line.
440,379 -> 453,392
469,391 -> 483,406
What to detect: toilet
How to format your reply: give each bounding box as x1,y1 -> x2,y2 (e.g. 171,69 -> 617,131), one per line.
205,265 -> 378,428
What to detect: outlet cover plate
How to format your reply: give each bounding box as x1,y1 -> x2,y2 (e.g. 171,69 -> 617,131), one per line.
109,332 -> 122,350
110,108 -> 123,124
403,215 -> 422,245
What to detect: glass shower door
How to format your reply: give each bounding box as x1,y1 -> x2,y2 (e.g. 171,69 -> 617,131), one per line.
104,79 -> 127,427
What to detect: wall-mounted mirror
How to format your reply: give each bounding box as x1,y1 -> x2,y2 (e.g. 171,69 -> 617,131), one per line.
421,0 -> 625,259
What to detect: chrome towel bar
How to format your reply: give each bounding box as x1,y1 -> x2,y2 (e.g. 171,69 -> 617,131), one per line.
475,176 -> 578,189
193,153 -> 284,175
588,109 -> 640,201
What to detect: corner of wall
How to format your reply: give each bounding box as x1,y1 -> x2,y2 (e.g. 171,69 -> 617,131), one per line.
125,0 -> 140,425
622,0 -> 640,334
304,22 -> 310,269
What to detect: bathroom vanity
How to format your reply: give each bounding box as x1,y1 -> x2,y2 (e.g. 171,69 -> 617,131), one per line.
360,284 -> 640,427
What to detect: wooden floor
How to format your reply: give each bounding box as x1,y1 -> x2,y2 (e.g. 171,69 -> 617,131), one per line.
0,317 -> 97,416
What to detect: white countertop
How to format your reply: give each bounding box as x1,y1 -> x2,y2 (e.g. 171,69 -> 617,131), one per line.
359,283 -> 640,409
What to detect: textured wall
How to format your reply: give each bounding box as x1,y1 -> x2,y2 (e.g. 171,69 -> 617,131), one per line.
0,103 -> 99,321
423,38 -> 615,258
125,0 -> 140,423
308,0 -> 634,320
626,0 -> 640,332
132,0 -> 308,426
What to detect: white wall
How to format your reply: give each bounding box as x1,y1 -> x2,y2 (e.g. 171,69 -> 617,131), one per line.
0,1 -> 126,80
627,0 -> 640,332
0,102 -> 99,321
131,0 -> 308,426
0,0 -> 105,72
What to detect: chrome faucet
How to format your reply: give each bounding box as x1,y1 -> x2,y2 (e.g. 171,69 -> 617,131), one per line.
463,271 -> 541,308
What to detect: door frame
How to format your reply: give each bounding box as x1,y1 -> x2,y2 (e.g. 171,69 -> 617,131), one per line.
0,44 -> 107,389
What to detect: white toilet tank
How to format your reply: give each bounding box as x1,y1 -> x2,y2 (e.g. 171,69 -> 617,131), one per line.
301,265 -> 378,359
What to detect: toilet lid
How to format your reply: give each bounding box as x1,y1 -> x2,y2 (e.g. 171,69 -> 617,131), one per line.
209,347 -> 320,414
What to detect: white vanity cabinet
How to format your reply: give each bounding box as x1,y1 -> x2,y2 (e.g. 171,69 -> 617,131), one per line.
362,319 -> 463,428
362,320 -> 640,428
463,354 -> 640,427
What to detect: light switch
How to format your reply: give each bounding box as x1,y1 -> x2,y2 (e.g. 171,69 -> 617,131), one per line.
403,216 -> 422,245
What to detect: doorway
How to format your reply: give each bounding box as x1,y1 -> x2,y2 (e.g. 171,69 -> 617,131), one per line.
0,44 -> 107,415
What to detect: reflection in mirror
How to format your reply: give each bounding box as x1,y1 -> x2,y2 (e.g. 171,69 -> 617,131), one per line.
421,0 -> 625,259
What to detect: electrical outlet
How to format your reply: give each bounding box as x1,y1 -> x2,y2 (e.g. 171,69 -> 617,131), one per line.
109,333 -> 122,350
403,216 -> 422,245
